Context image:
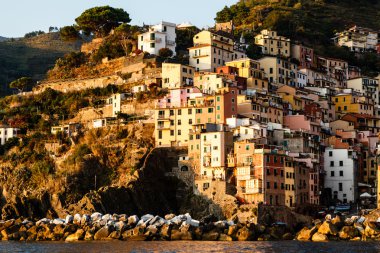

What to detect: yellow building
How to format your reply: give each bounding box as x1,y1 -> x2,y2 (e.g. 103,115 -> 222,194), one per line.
188,30 -> 246,72
161,63 -> 195,89
255,30 -> 291,58
155,88 -> 238,147
225,58 -> 261,78
333,93 -> 374,118
258,56 -> 298,87
226,58 -> 269,92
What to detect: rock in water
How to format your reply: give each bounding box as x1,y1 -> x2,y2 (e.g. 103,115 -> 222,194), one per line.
65,229 -> 85,242
65,215 -> 74,224
312,232 -> 328,242
94,226 -> 112,240
318,221 -> 339,235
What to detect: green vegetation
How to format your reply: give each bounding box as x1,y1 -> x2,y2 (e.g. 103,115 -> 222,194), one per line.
0,32 -> 83,96
9,77 -> 33,93
158,48 -> 174,58
75,6 -> 131,37
24,31 -> 45,39
215,0 -> 380,75
215,0 -> 380,44
60,25 -> 80,41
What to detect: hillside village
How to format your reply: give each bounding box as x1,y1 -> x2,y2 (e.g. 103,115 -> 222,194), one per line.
1,4 -> 380,224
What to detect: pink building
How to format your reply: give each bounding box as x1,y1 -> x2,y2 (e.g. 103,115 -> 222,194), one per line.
156,87 -> 202,108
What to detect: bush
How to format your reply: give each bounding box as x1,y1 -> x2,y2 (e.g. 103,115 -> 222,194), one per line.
158,48 -> 174,58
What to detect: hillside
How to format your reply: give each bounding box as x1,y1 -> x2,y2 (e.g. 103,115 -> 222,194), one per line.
216,0 -> 380,44
0,36 -> 7,42
0,32 -> 83,96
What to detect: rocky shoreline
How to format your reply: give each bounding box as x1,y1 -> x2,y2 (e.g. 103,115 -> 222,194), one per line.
0,212 -> 378,242
0,212 -> 292,242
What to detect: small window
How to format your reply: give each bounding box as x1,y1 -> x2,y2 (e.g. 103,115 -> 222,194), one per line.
339,171 -> 343,177
339,161 -> 343,166
331,171 -> 335,177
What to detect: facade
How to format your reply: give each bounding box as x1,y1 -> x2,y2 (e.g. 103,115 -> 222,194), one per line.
189,30 -> 246,72
162,63 -> 194,89
334,26 -> 379,53
291,43 -> 314,68
255,30 -> 291,58
138,21 -> 177,56
324,148 -> 357,203
0,126 -> 18,145
258,56 -> 298,87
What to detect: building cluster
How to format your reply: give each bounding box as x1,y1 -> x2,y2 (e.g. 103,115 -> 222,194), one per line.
333,25 -> 380,54
151,26 -> 380,207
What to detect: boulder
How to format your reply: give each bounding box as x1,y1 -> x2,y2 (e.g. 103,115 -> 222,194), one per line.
85,231 -> 94,240
219,234 -> 233,241
94,226 -> 112,240
127,215 -> 139,227
108,231 -> 121,240
312,232 -> 328,242
65,229 -> 85,242
282,233 -> 294,240
52,219 -> 65,225
297,227 -> 316,241
122,225 -> 147,241
165,214 -> 176,220
339,226 -> 358,240
202,230 -> 220,241
236,227 -> 254,241
160,223 -> 172,240
91,213 -> 102,222
73,214 -> 81,224
318,221 -> 339,235
364,222 -> 380,237
65,215 -> 74,224
81,215 -> 91,226
170,228 -> 192,241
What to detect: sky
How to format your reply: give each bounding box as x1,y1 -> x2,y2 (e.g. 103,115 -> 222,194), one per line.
0,0 -> 237,38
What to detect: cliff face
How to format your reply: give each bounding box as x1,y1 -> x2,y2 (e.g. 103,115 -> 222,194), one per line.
0,145 -> 227,221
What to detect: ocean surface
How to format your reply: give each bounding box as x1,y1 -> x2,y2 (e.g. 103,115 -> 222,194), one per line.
0,241 -> 380,253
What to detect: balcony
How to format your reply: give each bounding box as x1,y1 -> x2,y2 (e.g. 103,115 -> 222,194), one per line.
156,125 -> 170,130
157,114 -> 169,120
144,38 -> 162,43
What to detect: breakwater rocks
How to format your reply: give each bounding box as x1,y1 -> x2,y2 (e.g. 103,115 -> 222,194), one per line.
296,214 -> 380,242
0,213 -> 296,242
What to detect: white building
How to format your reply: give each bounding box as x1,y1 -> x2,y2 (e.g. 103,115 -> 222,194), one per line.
0,126 -> 18,145
347,77 -> 379,104
324,148 -> 357,203
296,70 -> 307,88
161,63 -> 194,89
334,26 -> 379,53
138,21 -> 176,56
107,93 -> 128,117
188,30 -> 246,72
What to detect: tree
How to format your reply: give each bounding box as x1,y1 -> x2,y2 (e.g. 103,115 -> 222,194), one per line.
75,6 -> 131,37
114,23 -> 141,54
9,77 -> 33,93
159,48 -> 174,58
60,25 -> 79,41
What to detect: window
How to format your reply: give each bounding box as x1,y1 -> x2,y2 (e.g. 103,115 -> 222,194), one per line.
339,161 -> 343,166
245,145 -> 250,151
170,130 -> 174,136
267,182 -> 270,189
331,171 -> 335,177
208,108 -> 213,113
274,182 -> 278,189
330,161 -> 334,167
339,171 -> 343,177
189,119 -> 193,124
178,130 -> 181,135
217,106 -> 220,110
178,120 -> 181,125
170,110 -> 174,116
213,146 -> 218,150
339,183 -> 343,191
158,130 -> 162,139
217,96 -> 221,102
178,109 -> 182,115
170,120 -> 174,126
329,151 -> 333,157
188,109 -> 192,115
270,68 -> 273,74
150,43 -> 155,48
